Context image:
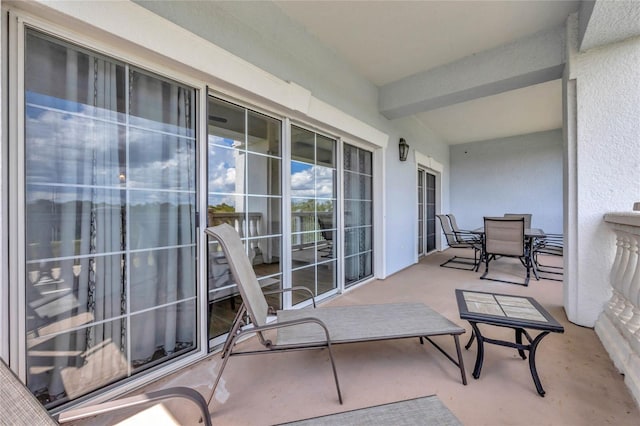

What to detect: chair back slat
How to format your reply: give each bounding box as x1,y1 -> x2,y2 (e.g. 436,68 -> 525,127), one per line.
484,217 -> 525,256
205,224 -> 269,328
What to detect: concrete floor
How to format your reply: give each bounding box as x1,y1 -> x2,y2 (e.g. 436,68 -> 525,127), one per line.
112,249 -> 639,425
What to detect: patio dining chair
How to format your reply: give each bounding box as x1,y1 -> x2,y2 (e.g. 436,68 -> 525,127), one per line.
480,216 -> 531,286
317,216 -> 334,258
437,214 -> 482,271
504,213 -> 532,230
204,224 -> 467,407
0,359 -> 212,425
533,233 -> 564,281
446,214 -> 474,242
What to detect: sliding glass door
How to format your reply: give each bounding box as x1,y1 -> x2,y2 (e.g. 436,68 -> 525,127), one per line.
23,30 -> 198,407
290,126 -> 337,303
344,144 -> 373,287
417,169 -> 436,255
206,97 -> 283,341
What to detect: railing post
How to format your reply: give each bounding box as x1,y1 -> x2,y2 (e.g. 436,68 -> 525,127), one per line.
596,205 -> 640,408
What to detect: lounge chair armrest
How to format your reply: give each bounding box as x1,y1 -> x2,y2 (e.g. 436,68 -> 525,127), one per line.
454,231 -> 483,244
454,230 -> 481,238
236,316 -> 333,347
263,286 -> 317,308
57,387 -> 212,426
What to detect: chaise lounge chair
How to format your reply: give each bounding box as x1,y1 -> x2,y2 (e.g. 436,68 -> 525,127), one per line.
204,224 -> 467,406
0,359 -> 212,425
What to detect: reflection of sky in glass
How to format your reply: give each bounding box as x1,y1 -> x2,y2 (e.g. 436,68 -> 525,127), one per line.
208,143 -> 239,195
291,161 -> 335,199
26,92 -> 195,191
26,91 -> 122,120
25,104 -> 121,186
208,135 -> 239,148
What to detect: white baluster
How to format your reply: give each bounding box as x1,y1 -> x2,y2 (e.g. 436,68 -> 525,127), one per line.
612,233 -> 630,318
600,210 -> 640,406
627,233 -> 640,333
607,232 -> 626,316
619,235 -> 638,324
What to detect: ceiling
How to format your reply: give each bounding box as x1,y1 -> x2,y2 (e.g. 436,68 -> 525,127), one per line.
274,1 -> 580,144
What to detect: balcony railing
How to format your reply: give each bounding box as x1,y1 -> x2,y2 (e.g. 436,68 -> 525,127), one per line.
596,203 -> 640,407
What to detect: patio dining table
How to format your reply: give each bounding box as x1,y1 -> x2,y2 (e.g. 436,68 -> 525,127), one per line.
471,227 -> 545,280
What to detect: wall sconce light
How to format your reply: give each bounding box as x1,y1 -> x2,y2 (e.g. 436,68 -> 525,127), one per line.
399,138 -> 409,162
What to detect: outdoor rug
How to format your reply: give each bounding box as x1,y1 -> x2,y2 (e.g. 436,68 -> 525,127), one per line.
277,395 -> 462,426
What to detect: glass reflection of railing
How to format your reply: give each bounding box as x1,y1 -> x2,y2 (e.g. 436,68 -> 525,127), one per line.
208,212 -> 265,263
208,212 -> 263,238
291,211 -> 332,250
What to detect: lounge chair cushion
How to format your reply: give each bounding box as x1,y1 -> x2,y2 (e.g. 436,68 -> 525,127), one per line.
277,303 -> 464,345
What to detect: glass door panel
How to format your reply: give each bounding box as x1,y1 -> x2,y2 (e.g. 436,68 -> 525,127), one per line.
290,126 -> 337,302
418,170 -> 425,255
206,97 -> 282,341
24,30 -> 197,408
417,169 -> 436,255
426,172 -> 436,252
344,144 -> 373,287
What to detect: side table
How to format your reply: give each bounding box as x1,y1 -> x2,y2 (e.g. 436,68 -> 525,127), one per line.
455,289 -> 564,396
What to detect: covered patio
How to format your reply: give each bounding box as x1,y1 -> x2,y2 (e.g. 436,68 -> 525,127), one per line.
104,249 -> 637,425
2,1 -> 640,424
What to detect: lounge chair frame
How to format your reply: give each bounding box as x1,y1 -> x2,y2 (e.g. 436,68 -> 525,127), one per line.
205,224 -> 467,407
0,359 -> 212,425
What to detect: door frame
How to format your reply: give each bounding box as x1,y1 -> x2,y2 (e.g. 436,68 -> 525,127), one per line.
415,151 -> 444,264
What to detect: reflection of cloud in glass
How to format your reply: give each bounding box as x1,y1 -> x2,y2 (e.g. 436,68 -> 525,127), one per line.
315,166 -> 334,198
26,95 -> 195,191
208,143 -> 239,194
291,162 -> 334,198
208,135 -> 240,148
128,130 -> 194,190
26,105 -> 121,186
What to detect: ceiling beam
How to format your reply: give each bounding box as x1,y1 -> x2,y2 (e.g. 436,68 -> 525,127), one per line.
579,0 -> 640,52
378,26 -> 565,120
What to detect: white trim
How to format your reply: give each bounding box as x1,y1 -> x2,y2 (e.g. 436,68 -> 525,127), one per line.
282,118 -> 293,308
198,87 -> 209,355
8,10 -> 26,377
375,144 -> 386,278
336,138 -> 345,293
0,4 -> 9,363
0,6 -> 9,364
15,0 -> 388,148
415,151 -> 444,174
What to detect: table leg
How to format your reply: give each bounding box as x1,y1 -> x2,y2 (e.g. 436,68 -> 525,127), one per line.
529,331 -> 551,396
469,322 -> 484,379
527,237 -> 540,280
515,328 -> 527,360
464,330 -> 475,349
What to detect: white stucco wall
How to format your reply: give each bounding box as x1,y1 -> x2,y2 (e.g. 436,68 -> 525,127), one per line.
133,0 -> 451,277
385,117 -> 451,273
449,129 -> 563,233
565,23 -> 640,327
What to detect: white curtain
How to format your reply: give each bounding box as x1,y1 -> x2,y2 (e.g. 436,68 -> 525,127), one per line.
127,71 -> 195,365
24,32 -> 195,406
